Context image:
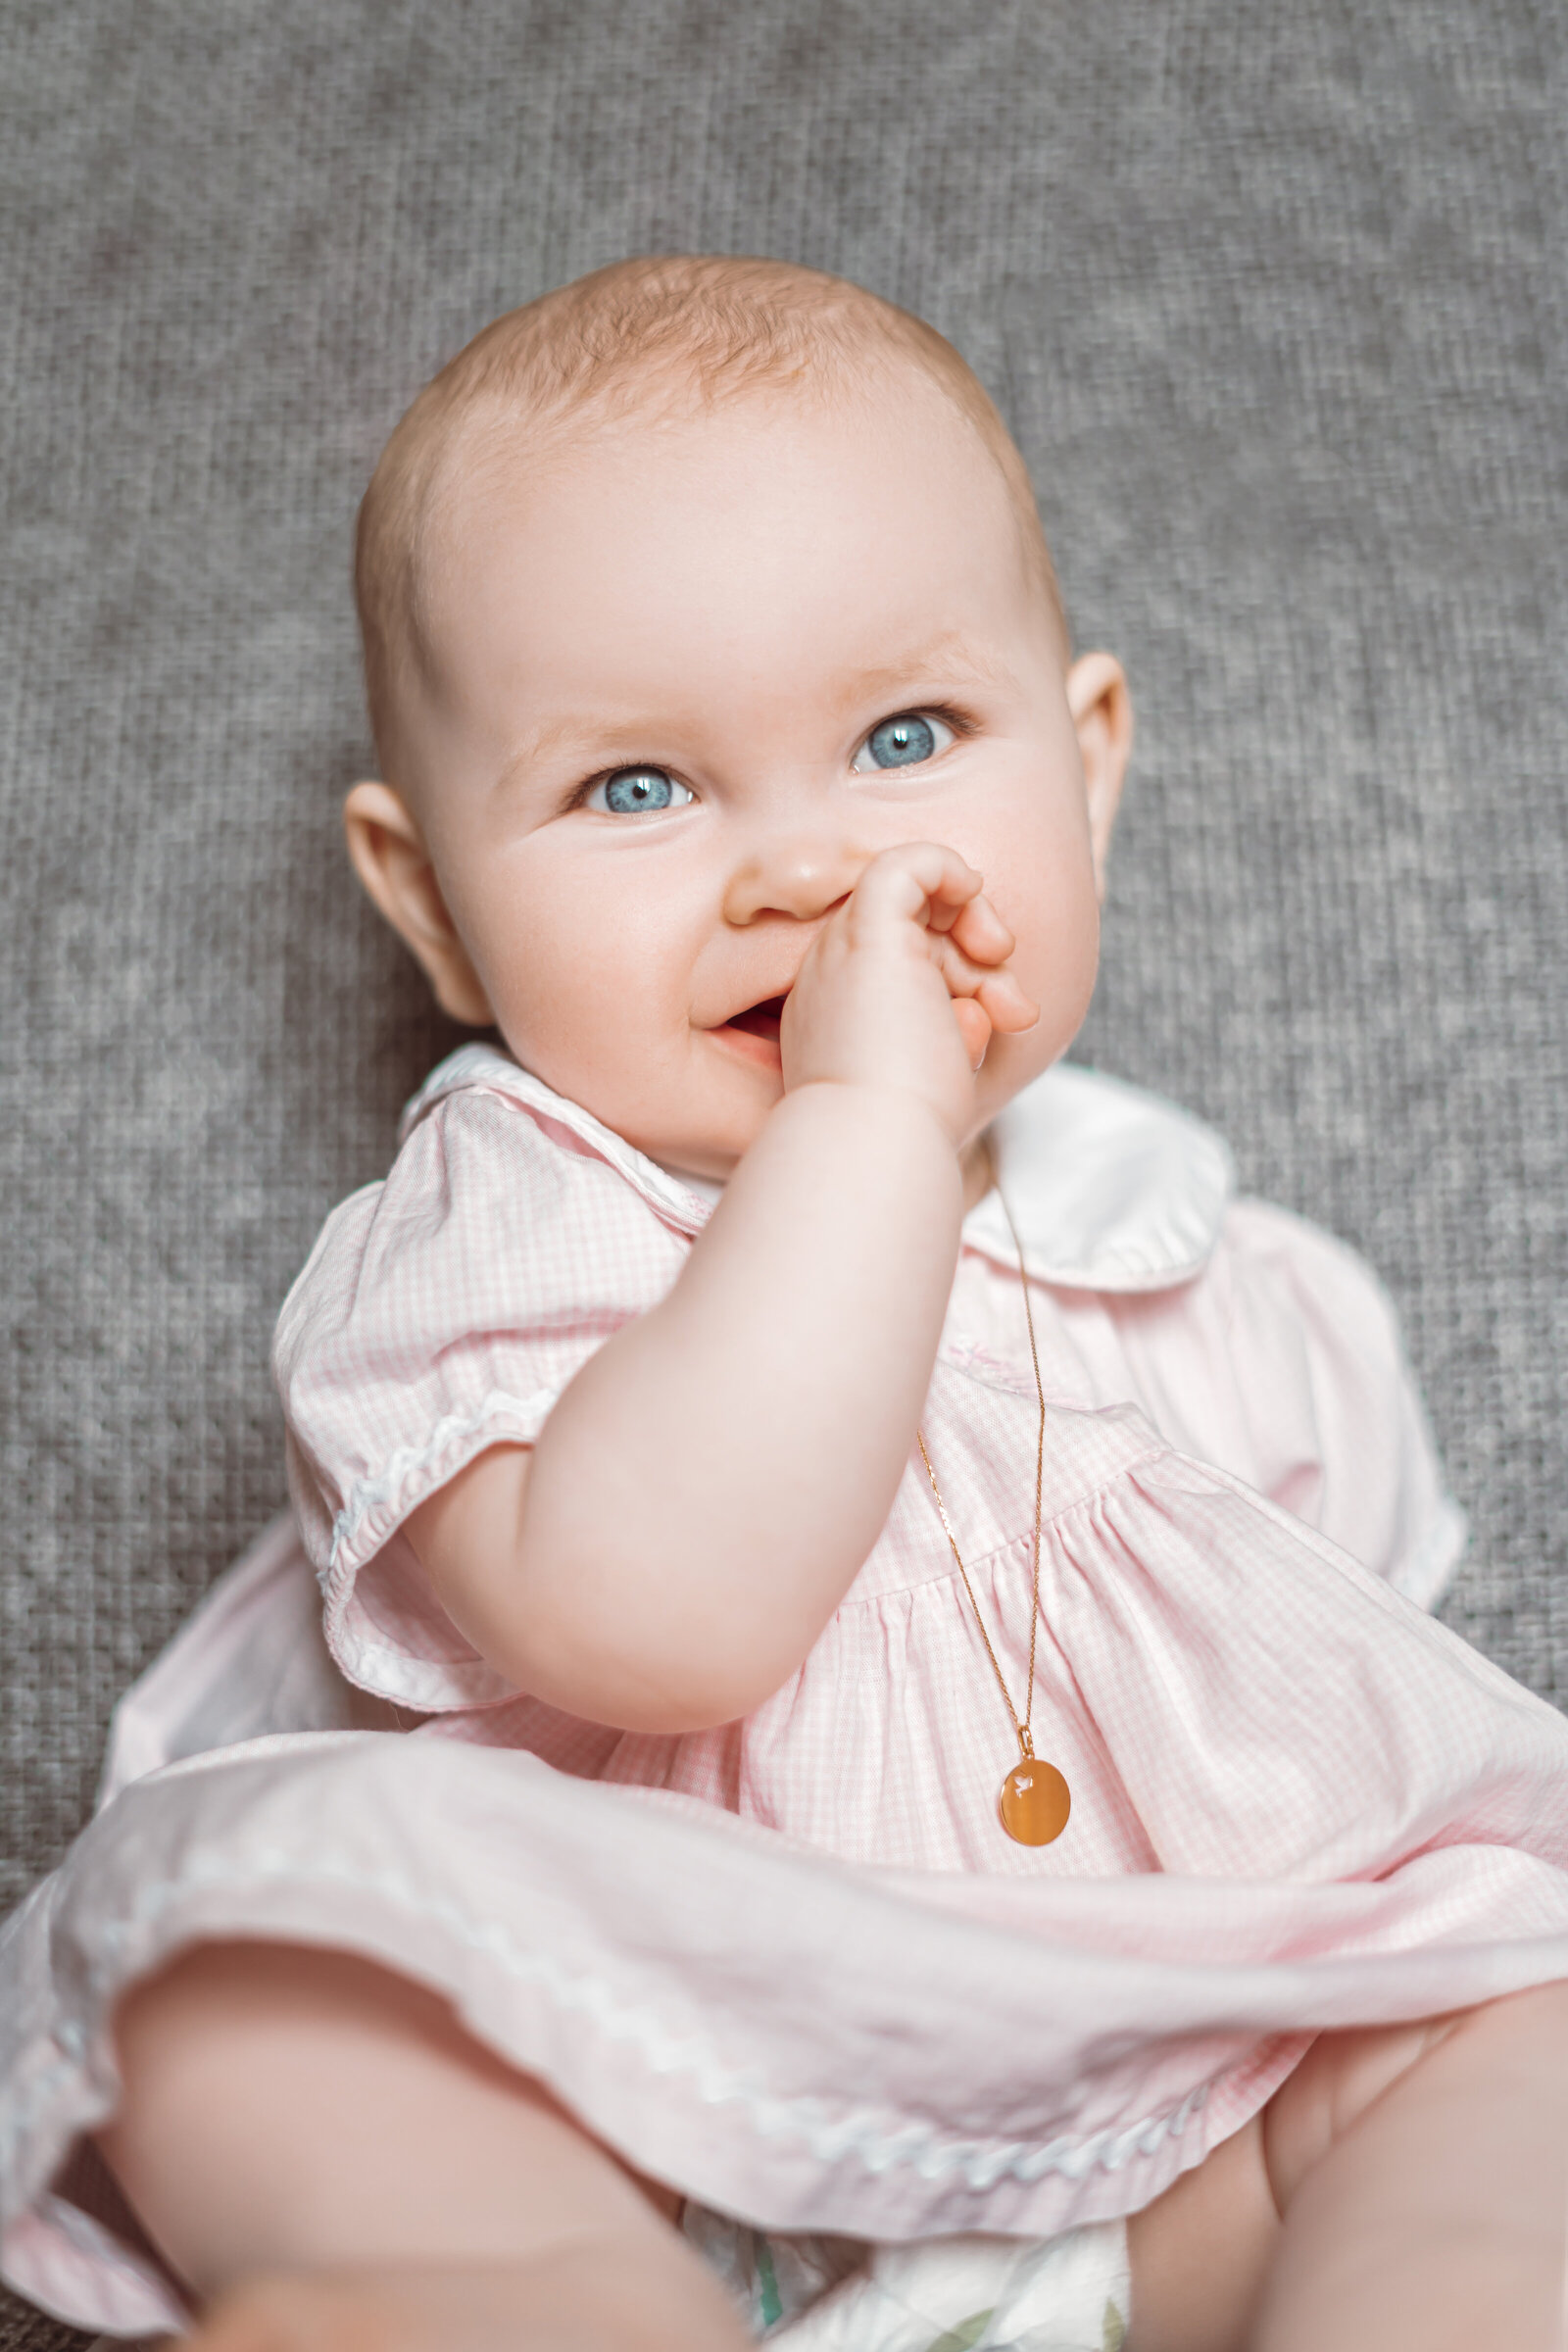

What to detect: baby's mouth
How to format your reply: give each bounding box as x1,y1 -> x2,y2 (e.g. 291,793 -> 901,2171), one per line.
724,995 -> 787,1044
709,994 -> 789,1069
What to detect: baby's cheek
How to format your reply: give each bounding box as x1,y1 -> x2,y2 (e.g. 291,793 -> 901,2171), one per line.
1041,896 -> 1102,1041
983,814 -> 1099,1011
469,903 -> 609,1085
497,958 -> 629,1095
491,937 -> 702,1143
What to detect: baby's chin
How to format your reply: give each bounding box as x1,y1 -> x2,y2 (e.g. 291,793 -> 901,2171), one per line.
496,1027 -> 780,1183
635,1076 -> 783,1182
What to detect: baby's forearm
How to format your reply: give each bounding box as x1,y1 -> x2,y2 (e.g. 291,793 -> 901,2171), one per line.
406,1081 -> 963,1730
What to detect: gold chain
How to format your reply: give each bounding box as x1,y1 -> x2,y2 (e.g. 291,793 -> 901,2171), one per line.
915,1152 -> 1048,1761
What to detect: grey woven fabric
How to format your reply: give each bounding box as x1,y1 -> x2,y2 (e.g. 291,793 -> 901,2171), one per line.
2,2 -> 1565,2340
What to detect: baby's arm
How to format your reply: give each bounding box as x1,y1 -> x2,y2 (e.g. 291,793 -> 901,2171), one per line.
403,844 -> 1035,1734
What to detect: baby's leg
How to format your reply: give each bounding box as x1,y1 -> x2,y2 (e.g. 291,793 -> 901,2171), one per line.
98,1939 -> 749,2352
1128,1982 -> 1568,2351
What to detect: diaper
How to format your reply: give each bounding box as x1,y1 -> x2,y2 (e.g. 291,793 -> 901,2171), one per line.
682,2203 -> 1130,2351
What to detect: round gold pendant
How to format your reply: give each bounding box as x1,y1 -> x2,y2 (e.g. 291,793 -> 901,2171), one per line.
999,1756 -> 1071,1845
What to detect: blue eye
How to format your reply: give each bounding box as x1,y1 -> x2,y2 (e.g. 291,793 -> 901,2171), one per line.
586,767 -> 694,816
852,711 -> 956,774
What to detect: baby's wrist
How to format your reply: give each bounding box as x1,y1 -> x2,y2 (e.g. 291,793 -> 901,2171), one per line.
770,1076 -> 968,1175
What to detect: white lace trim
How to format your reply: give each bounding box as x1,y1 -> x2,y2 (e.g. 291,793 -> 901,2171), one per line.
2,1844 -> 1211,2202
325,1386 -> 561,1581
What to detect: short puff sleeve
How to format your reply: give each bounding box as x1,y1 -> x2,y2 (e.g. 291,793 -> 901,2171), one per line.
1191,1199 -> 1465,1607
273,1074 -> 695,1709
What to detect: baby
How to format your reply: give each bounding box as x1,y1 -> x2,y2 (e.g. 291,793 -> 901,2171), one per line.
5,255 -> 1568,2352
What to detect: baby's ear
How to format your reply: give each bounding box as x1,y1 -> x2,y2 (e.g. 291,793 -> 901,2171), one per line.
1065,654 -> 1133,904
342,782 -> 495,1025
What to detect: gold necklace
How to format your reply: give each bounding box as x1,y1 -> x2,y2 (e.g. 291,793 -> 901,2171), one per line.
916,1159 -> 1071,1847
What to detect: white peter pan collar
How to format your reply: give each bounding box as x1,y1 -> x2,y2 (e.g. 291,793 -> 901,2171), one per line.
401,1044 -> 1234,1298
968,1060 -> 1233,1293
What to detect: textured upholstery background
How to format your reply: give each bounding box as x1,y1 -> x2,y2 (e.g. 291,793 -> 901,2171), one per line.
2,2 -> 1565,2339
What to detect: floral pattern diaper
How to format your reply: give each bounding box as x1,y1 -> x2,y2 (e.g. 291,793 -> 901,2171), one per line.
682,2204 -> 1129,2350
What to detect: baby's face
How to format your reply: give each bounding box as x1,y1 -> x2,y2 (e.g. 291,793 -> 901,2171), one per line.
381,379 -> 1123,1177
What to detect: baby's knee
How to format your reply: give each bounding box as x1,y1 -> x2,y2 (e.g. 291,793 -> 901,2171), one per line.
97,1938 -> 469,2268
1261,2016 -> 1456,2213
106,1939 -> 426,2118
1258,1987 -> 1568,2216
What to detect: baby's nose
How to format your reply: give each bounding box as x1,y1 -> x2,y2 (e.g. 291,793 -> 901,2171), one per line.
722,838 -> 869,926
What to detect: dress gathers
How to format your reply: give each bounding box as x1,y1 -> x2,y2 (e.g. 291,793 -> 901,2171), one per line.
4,1047 -> 1564,2344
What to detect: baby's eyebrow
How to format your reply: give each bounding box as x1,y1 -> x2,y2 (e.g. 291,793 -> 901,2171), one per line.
492,711 -> 644,793
835,635 -> 1008,705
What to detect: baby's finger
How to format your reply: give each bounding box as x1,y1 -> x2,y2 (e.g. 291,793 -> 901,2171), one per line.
929,934 -> 1040,1033
849,843 -> 983,938
946,889 -> 1016,969
974,967 -> 1039,1035
951,997 -> 994,1072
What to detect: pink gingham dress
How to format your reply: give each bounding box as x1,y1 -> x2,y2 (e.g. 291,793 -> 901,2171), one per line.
6,1044 -> 1568,2343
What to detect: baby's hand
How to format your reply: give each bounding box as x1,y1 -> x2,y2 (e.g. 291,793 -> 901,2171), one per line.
781,843 -> 1038,1142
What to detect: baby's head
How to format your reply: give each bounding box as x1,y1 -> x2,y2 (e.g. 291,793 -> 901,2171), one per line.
346,256 -> 1131,1176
